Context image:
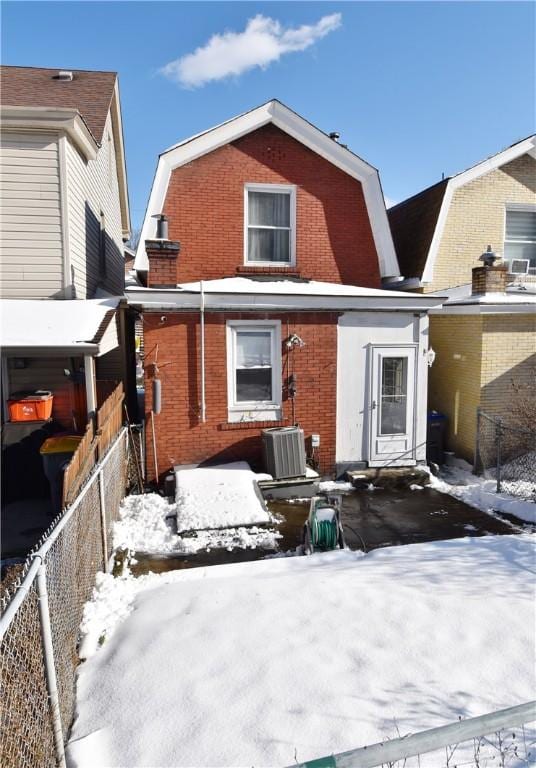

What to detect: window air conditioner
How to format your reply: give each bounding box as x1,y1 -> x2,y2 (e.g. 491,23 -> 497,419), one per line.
509,259 -> 530,275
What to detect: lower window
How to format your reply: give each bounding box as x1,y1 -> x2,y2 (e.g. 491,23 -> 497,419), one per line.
227,321 -> 282,422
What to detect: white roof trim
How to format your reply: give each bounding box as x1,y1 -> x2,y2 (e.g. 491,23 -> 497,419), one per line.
1,105 -> 98,161
421,135 -> 536,284
110,80 -> 131,238
430,302 -> 536,315
134,100 -> 399,279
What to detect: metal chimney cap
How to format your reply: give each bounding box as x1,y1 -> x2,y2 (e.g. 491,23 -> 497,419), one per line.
329,131 -> 340,142
151,214 -> 168,221
479,245 -> 500,266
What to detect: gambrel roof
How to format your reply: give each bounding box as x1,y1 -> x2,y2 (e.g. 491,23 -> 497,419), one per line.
389,134 -> 536,284
135,100 -> 399,278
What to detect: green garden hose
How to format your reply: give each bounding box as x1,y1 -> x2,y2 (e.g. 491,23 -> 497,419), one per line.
312,517 -> 339,550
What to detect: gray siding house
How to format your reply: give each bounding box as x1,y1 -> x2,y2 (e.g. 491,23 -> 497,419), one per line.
0,65 -> 130,300
0,66 -> 132,431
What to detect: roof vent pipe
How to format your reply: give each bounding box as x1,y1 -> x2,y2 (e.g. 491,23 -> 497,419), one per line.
479,245 -> 499,267
152,214 -> 169,240
329,132 -> 340,142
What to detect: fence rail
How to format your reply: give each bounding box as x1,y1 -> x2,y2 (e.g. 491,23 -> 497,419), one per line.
0,427 -> 128,768
293,700 -> 536,768
476,408 -> 536,500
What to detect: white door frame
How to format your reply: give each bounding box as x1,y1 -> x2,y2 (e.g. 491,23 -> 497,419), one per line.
368,343 -> 418,467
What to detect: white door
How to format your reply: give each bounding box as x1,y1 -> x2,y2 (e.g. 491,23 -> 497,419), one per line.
369,345 -> 417,466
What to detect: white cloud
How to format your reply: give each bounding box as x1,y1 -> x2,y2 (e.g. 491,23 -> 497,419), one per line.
160,13 -> 342,88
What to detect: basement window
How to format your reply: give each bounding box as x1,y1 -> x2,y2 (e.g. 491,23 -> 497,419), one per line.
226,320 -> 282,422
504,208 -> 536,275
244,184 -> 296,265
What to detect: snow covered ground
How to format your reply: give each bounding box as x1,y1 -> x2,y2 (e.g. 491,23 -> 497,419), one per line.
68,535 -> 536,767
113,492 -> 280,555
427,462 -> 536,524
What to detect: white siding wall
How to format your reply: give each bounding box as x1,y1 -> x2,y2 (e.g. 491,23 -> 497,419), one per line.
336,312 -> 429,468
65,112 -> 124,299
0,131 -> 65,298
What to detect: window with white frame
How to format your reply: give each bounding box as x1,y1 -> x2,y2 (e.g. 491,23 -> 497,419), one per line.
245,184 -> 295,265
227,321 -> 281,419
504,208 -> 536,275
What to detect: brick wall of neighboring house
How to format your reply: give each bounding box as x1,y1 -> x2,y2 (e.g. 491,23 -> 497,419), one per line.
424,154 -> 536,293
142,311 -> 339,482
480,313 -> 536,420
428,315 -> 484,461
162,124 -> 381,288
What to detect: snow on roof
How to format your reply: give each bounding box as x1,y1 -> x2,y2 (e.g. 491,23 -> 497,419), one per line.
175,276 -> 423,298
0,297 -> 120,354
430,282 -> 536,306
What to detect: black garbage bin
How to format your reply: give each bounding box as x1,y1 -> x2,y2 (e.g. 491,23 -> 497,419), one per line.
427,411 -> 447,465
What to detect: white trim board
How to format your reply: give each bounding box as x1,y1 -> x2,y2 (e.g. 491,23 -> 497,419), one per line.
134,99 -> 399,279
421,135 -> 536,285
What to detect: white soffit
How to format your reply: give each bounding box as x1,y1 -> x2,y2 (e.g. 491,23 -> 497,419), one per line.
422,135 -> 536,284
134,100 -> 399,279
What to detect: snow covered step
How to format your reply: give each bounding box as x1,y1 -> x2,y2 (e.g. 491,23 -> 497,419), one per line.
346,466 -> 431,489
175,462 -> 272,531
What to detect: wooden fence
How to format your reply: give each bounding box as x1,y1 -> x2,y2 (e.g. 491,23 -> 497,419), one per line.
62,383 -> 124,506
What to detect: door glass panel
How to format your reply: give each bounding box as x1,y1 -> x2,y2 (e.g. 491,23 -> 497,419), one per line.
380,357 -> 408,435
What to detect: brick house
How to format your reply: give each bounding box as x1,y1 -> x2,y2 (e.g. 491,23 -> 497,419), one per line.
129,100 -> 442,482
389,135 -> 536,462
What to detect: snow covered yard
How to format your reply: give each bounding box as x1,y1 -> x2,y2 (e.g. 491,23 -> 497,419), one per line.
428,462 -> 536,525
67,535 -> 536,767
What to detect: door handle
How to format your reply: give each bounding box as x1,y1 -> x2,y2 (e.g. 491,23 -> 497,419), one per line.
372,400 -> 377,410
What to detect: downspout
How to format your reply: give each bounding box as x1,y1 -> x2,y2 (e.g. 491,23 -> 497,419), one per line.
200,280 -> 206,423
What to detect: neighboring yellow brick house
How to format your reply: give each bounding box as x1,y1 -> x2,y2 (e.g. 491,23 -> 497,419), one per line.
388,136 -> 536,463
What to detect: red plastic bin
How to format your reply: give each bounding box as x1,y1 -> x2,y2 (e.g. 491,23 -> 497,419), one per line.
8,391 -> 54,422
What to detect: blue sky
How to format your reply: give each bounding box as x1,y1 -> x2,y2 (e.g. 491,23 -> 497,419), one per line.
3,2 -> 535,232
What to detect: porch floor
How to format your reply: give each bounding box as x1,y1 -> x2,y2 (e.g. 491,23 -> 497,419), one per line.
1,497 -> 54,561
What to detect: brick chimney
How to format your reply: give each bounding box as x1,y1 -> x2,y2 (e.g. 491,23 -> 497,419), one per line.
146,239 -> 180,288
471,245 -> 508,295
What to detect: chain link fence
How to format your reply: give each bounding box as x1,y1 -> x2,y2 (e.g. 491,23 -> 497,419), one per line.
0,428 -> 128,768
476,409 -> 536,500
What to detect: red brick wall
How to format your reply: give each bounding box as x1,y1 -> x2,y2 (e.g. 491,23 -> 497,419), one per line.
143,311 -> 339,482
162,124 -> 381,287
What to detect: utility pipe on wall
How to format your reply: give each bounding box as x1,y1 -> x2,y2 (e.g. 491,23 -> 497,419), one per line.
200,280 -> 206,423
84,354 -> 97,418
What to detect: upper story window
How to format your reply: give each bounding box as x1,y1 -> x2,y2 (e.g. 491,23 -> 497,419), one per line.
244,184 -> 296,265
504,208 -> 536,275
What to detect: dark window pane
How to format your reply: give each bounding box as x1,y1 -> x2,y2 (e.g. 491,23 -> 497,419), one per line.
236,368 -> 272,402
248,191 -> 290,227
248,228 -> 290,263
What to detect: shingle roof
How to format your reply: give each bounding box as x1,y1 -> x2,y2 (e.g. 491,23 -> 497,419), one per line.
388,179 -> 449,280
0,65 -> 117,143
